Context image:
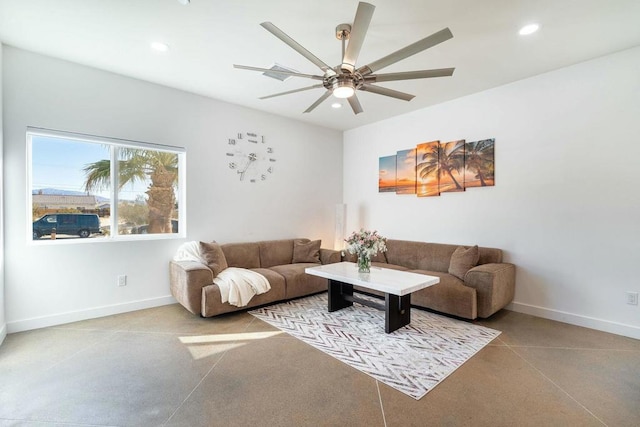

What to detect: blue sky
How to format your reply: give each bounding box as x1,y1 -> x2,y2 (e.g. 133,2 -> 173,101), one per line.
31,136 -> 148,201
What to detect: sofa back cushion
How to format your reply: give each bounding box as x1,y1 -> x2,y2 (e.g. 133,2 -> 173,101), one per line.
292,239 -> 321,263
385,240 -> 502,272
259,239 -> 304,268
221,242 -> 261,269
200,241 -> 229,276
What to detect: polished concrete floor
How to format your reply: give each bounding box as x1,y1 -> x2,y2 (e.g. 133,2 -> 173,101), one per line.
1,300 -> 639,427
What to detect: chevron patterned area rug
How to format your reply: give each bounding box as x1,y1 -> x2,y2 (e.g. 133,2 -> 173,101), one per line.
250,292 -> 501,400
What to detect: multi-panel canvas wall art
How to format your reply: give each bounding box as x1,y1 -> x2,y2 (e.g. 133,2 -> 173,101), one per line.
378,155 -> 397,193
464,139 -> 495,188
396,148 -> 417,194
439,140 -> 465,193
416,141 -> 440,197
380,137 -> 495,198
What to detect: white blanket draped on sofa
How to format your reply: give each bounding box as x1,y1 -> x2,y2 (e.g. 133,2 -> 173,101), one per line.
213,267 -> 271,307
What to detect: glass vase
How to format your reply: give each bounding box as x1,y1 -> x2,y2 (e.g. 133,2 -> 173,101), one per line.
357,252 -> 371,273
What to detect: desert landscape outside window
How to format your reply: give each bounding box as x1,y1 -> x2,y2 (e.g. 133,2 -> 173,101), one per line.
28,128 -> 185,242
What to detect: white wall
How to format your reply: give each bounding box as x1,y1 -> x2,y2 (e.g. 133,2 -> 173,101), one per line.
343,46 -> 640,339
3,47 -> 342,332
0,44 -> 6,344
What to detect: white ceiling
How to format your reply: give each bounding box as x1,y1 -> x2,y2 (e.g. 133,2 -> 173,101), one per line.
1,0 -> 639,131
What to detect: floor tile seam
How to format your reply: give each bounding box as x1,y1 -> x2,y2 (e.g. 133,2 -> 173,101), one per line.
162,347 -> 230,426
375,380 -> 388,427
162,316 -> 261,426
490,336 -> 509,346
112,328 -> 210,337
0,415 -> 120,426
504,344 -> 610,427
505,344 -> 640,352
44,329 -> 121,373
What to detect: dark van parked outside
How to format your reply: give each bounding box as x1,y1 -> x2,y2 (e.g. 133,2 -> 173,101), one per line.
33,213 -> 102,239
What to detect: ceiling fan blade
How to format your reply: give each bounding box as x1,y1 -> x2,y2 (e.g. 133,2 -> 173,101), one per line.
304,90 -> 332,113
234,65 -> 324,81
358,28 -> 453,76
360,84 -> 415,101
261,22 -> 334,74
347,93 -> 364,115
368,68 -> 455,83
260,84 -> 325,100
342,2 -> 375,73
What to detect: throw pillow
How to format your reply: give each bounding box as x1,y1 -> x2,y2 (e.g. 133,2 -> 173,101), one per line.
292,239 -> 321,263
200,241 -> 229,277
448,245 -> 479,280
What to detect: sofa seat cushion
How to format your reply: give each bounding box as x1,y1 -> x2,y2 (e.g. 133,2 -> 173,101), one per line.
270,263 -> 327,299
409,270 -> 477,319
200,267 -> 286,317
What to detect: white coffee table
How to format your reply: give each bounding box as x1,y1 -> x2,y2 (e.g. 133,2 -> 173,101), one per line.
305,262 -> 440,333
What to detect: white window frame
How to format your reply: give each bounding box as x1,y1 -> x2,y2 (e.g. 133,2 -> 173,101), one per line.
27,127 -> 186,244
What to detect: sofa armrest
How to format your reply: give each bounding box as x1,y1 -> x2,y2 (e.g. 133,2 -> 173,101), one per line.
463,263 -> 516,318
169,260 -> 214,315
320,248 -> 341,265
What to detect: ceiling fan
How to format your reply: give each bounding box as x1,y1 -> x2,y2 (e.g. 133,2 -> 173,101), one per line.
234,2 -> 455,115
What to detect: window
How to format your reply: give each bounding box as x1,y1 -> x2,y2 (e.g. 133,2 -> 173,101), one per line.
28,128 -> 186,242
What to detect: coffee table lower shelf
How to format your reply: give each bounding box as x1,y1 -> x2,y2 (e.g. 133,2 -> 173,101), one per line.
328,279 -> 411,333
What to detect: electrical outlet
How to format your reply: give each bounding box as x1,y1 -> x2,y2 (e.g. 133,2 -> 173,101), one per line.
118,275 -> 127,287
626,292 -> 638,306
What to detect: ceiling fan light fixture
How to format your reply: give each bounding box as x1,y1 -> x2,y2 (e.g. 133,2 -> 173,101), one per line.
332,81 -> 355,98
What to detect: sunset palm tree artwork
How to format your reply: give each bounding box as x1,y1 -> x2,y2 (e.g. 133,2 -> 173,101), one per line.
416,141 -> 440,197
438,140 -> 465,193
378,155 -> 397,193
396,148 -> 417,194
464,139 -> 495,187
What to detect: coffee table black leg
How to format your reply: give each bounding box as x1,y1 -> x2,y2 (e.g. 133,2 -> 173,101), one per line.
328,280 -> 353,312
385,293 -> 411,333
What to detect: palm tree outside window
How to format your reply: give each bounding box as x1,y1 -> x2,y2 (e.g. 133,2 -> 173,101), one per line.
28,128 -> 185,242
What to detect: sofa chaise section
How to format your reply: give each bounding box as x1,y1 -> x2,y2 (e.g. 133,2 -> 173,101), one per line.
170,238 -> 340,317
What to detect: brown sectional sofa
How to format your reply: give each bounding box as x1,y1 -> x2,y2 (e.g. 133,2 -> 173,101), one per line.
345,239 -> 516,319
170,238 -> 341,317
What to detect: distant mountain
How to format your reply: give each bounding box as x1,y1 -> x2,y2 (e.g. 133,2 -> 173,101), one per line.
33,188 -> 110,203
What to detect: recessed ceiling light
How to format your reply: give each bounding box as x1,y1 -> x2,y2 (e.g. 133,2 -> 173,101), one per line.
177,0 -> 190,4
150,42 -> 169,52
331,103 -> 342,109
519,23 -> 539,36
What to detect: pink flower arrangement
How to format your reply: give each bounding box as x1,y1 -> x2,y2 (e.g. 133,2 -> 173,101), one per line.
345,229 -> 387,258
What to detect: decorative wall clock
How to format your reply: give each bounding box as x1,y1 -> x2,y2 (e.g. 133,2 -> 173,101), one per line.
226,132 -> 276,182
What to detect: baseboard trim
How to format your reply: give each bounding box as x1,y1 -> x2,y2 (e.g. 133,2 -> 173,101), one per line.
6,295 -> 177,334
507,301 -> 640,340
0,323 -> 7,345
